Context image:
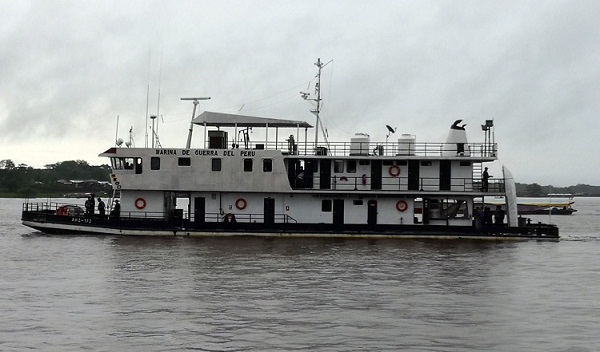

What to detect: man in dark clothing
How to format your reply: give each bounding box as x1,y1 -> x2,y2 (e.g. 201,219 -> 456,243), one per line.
484,207 -> 493,226
474,207 -> 485,232
494,205 -> 505,226
110,200 -> 121,219
97,198 -> 106,217
482,167 -> 491,192
85,195 -> 95,216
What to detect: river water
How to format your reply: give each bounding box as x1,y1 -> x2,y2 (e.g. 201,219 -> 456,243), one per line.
1,197 -> 600,351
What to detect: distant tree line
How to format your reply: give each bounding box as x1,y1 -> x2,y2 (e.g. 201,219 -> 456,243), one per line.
0,159 -> 111,198
515,183 -> 600,197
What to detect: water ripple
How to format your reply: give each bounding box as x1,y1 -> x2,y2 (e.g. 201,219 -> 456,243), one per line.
2,198 -> 600,351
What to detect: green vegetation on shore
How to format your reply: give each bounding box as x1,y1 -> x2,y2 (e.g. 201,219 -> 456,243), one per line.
1,158 -> 598,198
515,183 -> 600,197
0,159 -> 111,198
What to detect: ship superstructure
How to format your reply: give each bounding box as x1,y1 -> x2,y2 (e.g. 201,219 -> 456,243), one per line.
21,59 -> 558,239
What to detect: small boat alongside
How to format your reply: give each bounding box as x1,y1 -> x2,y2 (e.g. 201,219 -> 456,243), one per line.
485,194 -> 577,215
21,60 -> 559,240
519,194 -> 577,215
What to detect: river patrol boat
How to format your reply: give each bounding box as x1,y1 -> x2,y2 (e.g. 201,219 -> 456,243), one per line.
22,61 -> 558,240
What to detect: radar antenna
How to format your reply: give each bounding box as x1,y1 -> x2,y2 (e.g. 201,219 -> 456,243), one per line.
182,97 -> 211,149
385,125 -> 397,143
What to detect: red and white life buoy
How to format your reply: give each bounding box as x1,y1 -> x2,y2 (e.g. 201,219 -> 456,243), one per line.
135,198 -> 147,210
235,198 -> 247,210
389,165 -> 401,177
396,200 -> 408,212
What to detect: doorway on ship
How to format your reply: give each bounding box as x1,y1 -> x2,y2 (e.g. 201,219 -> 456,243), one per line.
371,160 -> 382,190
194,196 -> 205,224
367,200 -> 377,225
440,160 -> 451,191
408,160 -> 420,190
174,192 -> 190,224
320,159 -> 331,189
264,198 -> 275,225
333,199 -> 344,226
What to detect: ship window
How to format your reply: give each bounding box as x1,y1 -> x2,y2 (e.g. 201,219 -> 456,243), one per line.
212,158 -> 221,171
244,158 -> 253,172
353,200 -> 363,205
111,158 -> 122,170
421,161 -> 432,166
460,161 -> 471,166
347,160 -> 357,173
124,158 -> 135,170
382,160 -> 393,166
321,200 -> 332,212
150,157 -> 160,170
359,160 -> 370,165
178,157 -> 191,166
334,160 -> 344,173
398,160 -> 408,166
263,159 -> 273,172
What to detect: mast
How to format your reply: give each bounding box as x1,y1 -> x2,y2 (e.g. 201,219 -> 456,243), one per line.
155,53 -> 163,142
115,115 -> 119,147
301,58 -> 332,148
313,58 -> 323,147
144,49 -> 151,148
182,97 -> 211,149
144,84 -> 150,148
150,115 -> 157,148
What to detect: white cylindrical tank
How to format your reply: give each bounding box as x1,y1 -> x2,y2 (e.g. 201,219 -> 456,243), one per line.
350,133 -> 370,155
397,134 -> 416,155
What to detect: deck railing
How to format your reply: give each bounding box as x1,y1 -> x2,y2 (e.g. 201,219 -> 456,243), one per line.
291,176 -> 505,193
232,140 -> 498,158
22,202 -> 167,219
22,202 -> 300,224
200,213 -> 298,224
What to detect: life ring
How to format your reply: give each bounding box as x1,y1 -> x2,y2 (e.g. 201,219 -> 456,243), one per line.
396,200 -> 408,212
389,165 -> 401,177
135,198 -> 146,210
235,198 -> 247,210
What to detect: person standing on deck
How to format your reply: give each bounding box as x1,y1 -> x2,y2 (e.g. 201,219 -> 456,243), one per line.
494,205 -> 505,226
110,200 -> 121,219
482,167 -> 492,192
85,195 -> 95,216
97,198 -> 106,217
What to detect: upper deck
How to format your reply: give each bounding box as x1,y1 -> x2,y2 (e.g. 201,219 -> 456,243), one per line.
191,111 -> 498,160
100,112 -> 503,196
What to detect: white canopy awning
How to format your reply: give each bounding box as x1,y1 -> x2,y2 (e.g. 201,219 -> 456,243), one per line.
192,111 -> 312,128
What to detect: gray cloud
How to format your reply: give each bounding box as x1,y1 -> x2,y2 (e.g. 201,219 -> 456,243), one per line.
0,0 -> 598,185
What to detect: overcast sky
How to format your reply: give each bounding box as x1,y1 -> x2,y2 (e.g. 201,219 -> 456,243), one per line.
1,0 -> 598,186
